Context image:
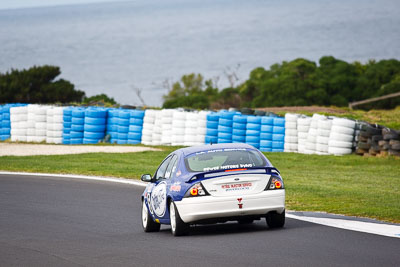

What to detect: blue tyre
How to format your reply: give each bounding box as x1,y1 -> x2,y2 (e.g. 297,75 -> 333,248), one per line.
260,147 -> 272,152
219,118 -> 233,127
232,129 -> 246,136
85,109 -> 107,118
272,141 -> 284,149
119,110 -> 130,119
63,115 -> 72,122
71,117 -> 84,125
63,108 -> 72,116
63,122 -> 72,129
273,126 -> 285,134
127,139 -> 141,144
70,138 -> 83,144
272,134 -> 285,141
220,112 -> 235,120
218,132 -> 232,139
128,132 -> 142,140
261,125 -> 273,133
273,118 -> 285,126
245,136 -> 260,143
217,138 -> 232,143
71,124 -> 84,131
83,138 -> 100,144
108,125 -> 118,132
218,125 -> 232,133
118,118 -> 130,126
246,130 -> 260,136
247,116 -> 261,124
118,125 -> 129,133
261,117 -> 274,125
207,114 -> 219,121
246,142 -> 260,149
232,135 -> 246,142
129,118 -> 143,125
84,124 -> 106,132
206,128 -> 218,136
233,115 -> 247,124
108,109 -> 119,118
117,139 -> 127,144
205,136 -> 218,144
130,110 -> 145,119
84,131 -> 105,139
129,125 -> 143,133
247,123 -> 261,131
85,117 -> 106,125
118,133 -> 128,139
260,132 -> 272,140
272,148 -> 284,152
232,122 -> 246,130
70,131 -> 84,138
260,140 -> 272,148
72,109 -> 85,118
206,121 -> 218,129
107,117 -> 119,125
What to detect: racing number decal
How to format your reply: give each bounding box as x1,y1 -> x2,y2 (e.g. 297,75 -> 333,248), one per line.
150,182 -> 167,217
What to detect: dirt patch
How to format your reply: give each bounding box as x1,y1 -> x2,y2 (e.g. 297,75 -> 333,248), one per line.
0,143 -> 160,157
256,106 -> 347,114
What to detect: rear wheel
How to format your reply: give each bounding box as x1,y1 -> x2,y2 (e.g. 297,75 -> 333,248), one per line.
266,210 -> 285,228
141,200 -> 160,232
169,201 -> 190,236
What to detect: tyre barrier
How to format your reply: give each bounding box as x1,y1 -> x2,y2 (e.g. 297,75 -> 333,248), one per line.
128,109 -> 145,145
245,116 -> 261,149
259,116 -> 273,152
284,113 -> 299,153
328,118 -> 355,155
232,115 -> 247,144
205,113 -> 219,144
62,107 -> 72,144
71,107 -> 85,144
117,109 -> 131,144
217,111 -> 236,143
315,118 -> 332,155
83,108 -> 107,144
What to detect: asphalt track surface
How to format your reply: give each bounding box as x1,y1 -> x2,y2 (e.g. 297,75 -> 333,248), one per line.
1,174 -> 399,267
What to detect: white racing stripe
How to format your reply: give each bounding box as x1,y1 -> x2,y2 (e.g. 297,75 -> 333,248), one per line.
287,213 -> 400,239
1,171 -> 399,238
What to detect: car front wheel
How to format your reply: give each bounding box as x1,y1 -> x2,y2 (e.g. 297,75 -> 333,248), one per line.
266,210 -> 285,228
169,201 -> 190,236
142,200 -> 160,232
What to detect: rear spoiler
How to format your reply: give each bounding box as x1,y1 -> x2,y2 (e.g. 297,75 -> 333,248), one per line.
186,167 -> 280,183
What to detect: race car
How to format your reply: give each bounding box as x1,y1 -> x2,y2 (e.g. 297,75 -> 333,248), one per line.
141,143 -> 285,236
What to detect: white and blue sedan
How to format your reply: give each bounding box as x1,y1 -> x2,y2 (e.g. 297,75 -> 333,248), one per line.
141,143 -> 285,236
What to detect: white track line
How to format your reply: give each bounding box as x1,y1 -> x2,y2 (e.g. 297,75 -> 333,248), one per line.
286,214 -> 400,239
0,171 -> 147,187
1,171 -> 399,238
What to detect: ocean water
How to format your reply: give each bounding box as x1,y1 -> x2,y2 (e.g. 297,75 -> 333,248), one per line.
0,0 -> 399,106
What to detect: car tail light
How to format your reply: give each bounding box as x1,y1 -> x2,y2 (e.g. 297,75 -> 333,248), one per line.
266,176 -> 284,190
184,182 -> 209,198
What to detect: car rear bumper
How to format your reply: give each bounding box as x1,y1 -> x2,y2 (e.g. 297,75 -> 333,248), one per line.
175,190 -> 285,223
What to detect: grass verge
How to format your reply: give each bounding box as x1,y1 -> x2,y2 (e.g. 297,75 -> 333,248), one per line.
0,148 -> 399,223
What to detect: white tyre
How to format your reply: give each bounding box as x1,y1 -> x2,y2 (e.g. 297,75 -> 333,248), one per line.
173,111 -> 186,120
152,133 -> 162,141
27,129 -> 36,136
308,128 -> 317,136
27,121 -> 36,128
285,121 -> 297,129
285,129 -> 297,136
161,109 -> 174,117
284,143 -> 298,151
197,119 -> 207,128
186,120 -> 198,128
142,122 -> 154,130
53,131 -> 63,138
143,116 -> 155,124
142,141 -> 152,145
196,135 -> 206,143
172,128 -> 185,135
285,113 -> 299,122
316,143 -> 329,153
141,135 -> 152,142
305,142 -> 316,150
304,149 -> 316,154
162,124 -> 172,131
185,128 -> 197,135
307,134 -> 316,143
285,135 -> 298,143
197,127 -> 207,135
317,119 -> 332,130
11,129 -> 27,136
297,117 -> 311,126
328,147 -> 352,155
35,115 -> 47,122
332,118 -> 356,129
172,120 -> 186,128
328,140 -> 353,148
36,122 -> 46,129
161,117 -> 173,124
317,128 -> 331,137
53,123 -> 63,131
330,125 -> 355,136
53,115 -> 63,123
297,125 -> 310,132
329,132 -> 354,142
316,135 -> 329,145
36,130 -> 46,136
298,132 -> 308,139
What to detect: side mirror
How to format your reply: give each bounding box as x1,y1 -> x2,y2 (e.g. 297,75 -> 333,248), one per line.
141,174 -> 152,182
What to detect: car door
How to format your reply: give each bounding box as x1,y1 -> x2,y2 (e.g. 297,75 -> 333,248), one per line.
148,155 -> 174,221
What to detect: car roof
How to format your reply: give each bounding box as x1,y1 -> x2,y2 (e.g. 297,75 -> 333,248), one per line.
175,143 -> 259,157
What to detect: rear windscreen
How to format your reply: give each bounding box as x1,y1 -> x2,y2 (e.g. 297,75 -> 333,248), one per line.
185,148 -> 266,172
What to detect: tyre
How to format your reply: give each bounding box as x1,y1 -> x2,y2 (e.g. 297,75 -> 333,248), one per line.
261,117 -> 274,125
142,200 -> 160,232
383,132 -> 399,141
169,201 -> 189,236
219,118 -> 233,127
247,116 -> 261,124
247,123 -> 261,131
330,125 -> 354,136
266,210 -> 285,228
273,126 -> 285,134
332,118 -> 356,129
